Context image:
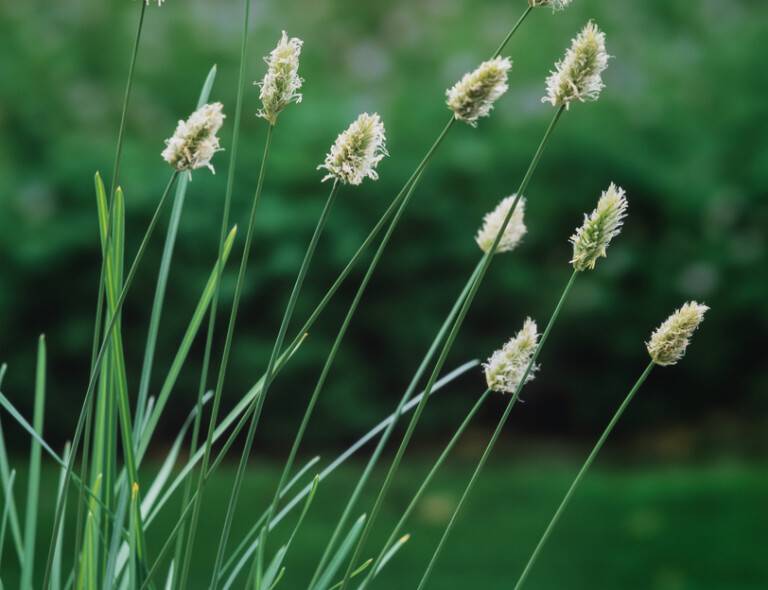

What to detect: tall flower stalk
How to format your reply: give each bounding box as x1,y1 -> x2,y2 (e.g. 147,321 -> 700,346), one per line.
512,302 -> 707,590
415,182 -> 627,588
209,109 -> 387,588
175,1 -> 254,586
310,14 -> 539,589
336,106 -> 564,590
61,2 -> 148,585
338,24 -> 611,586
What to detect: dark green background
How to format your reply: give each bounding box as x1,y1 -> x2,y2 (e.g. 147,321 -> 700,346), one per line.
0,0 -> 766,587
2,0 -> 765,447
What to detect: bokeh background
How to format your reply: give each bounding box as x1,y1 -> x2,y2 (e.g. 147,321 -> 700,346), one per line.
1,0 -> 766,588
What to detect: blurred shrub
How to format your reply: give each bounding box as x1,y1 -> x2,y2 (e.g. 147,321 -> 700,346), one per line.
0,0 -> 766,448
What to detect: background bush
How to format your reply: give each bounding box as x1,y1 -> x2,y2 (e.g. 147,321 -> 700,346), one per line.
1,0 -> 766,451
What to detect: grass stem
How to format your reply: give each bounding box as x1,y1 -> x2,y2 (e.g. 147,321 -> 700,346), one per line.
416,269 -> 578,590
511,361 -> 656,590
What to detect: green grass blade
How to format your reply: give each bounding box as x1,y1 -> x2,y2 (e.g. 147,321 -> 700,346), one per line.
140,360 -> 472,589
20,335 -> 46,590
0,417 -> 23,565
51,443 -> 71,590
373,534 -> 410,576
312,514 -> 367,590
0,470 -> 16,572
217,361 -> 477,585
226,476 -> 320,590
135,64 -> 218,435
136,225 -> 239,462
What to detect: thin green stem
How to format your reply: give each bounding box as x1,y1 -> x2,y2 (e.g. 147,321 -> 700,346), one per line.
210,178 -> 340,587
308,257 -> 480,590
179,124 -> 276,589
339,105 -> 565,590
42,171 -> 178,589
76,1 -> 146,578
141,361 -> 475,590
260,119 -> 454,574
512,361 -> 656,590
360,389 -> 493,590
416,269 -> 578,590
173,3 -> 251,585
491,5 -> 533,58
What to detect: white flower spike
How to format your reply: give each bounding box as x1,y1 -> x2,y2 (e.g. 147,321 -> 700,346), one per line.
318,113 -> 388,185
162,102 -> 225,174
543,21 -> 609,109
256,31 -> 303,125
647,302 -> 709,366
484,318 -> 540,394
529,0 -> 573,11
570,183 -> 628,271
446,57 -> 512,126
475,196 -> 527,254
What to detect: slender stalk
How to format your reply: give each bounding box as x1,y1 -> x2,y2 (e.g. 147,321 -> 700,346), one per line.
178,124 -> 276,589
416,269 -> 578,590
361,389 -> 493,590
258,119 -> 454,570
210,179 -> 341,587
339,105 -> 565,590
76,0 -> 147,575
42,171 -> 178,589
140,361 -> 475,590
20,336 -> 46,590
173,3 -> 251,584
308,258 -> 480,589
512,361 -> 656,590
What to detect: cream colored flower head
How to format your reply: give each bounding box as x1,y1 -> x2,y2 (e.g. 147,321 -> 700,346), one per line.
476,195 -> 527,254
484,318 -> 539,394
647,302 -> 708,366
256,31 -> 303,125
446,57 -> 512,126
543,21 -> 609,109
529,0 -> 573,11
162,102 -> 225,174
318,113 -> 388,185
146,0 -> 165,5
570,183 -> 627,271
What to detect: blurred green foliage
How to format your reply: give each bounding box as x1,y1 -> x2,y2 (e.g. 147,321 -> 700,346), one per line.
2,459 -> 766,589
0,0 -> 766,448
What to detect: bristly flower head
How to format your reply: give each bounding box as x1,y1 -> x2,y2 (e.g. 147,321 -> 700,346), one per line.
475,195 -> 527,254
570,183 -> 628,271
647,302 -> 708,366
162,102 -> 225,174
446,57 -> 512,126
484,318 -> 540,394
529,0 -> 573,11
318,113 -> 388,185
543,21 -> 609,109
256,31 -> 303,125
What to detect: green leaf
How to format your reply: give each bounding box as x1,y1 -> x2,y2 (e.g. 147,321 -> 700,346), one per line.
20,335 -> 46,590
312,514 -> 367,590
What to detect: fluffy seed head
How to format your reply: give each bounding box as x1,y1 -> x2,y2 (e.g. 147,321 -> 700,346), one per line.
162,102 -> 225,174
256,31 -> 303,125
446,57 -> 512,126
484,319 -> 540,394
646,302 -> 709,366
476,196 -> 527,254
543,21 -> 609,109
529,0 -> 573,11
570,183 -> 628,271
318,113 -> 388,185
